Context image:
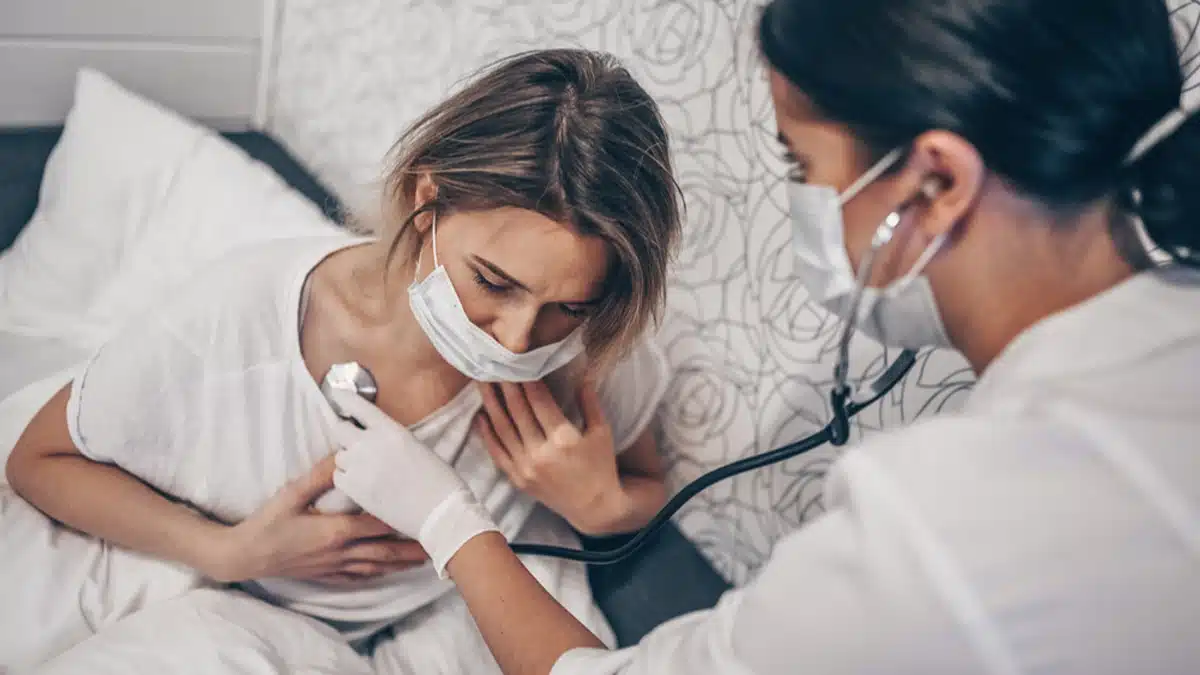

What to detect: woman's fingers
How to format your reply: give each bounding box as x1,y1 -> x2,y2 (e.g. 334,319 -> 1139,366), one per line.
321,559 -> 423,584
479,382 -> 524,454
340,537 -> 429,565
338,562 -> 389,578
326,513 -> 398,547
337,558 -> 425,578
476,413 -> 519,480
309,571 -> 384,587
577,379 -> 609,432
523,381 -> 571,434
270,536 -> 427,581
499,382 -> 544,444
312,573 -> 368,587
285,454 -> 339,509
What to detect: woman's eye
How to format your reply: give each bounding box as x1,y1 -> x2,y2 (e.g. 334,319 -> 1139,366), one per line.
783,151 -> 807,183
559,303 -> 591,320
472,270 -> 510,294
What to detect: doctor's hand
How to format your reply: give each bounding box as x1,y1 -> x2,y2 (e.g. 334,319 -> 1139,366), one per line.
477,380 -> 623,535
328,390 -> 501,576
214,455 -> 428,584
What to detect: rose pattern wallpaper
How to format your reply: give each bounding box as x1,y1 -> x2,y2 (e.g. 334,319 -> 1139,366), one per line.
267,0 -> 1200,584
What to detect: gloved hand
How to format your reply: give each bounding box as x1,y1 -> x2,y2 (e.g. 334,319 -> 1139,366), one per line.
328,390 -> 500,577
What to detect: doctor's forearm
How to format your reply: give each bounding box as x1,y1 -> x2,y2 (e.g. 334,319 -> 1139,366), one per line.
447,531 -> 605,675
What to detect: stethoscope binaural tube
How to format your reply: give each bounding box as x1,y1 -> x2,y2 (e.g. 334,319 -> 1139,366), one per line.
507,348 -> 917,564
321,347 -> 918,565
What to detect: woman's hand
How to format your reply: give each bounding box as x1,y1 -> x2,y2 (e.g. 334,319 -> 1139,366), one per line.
476,380 -> 629,535
327,390 -> 500,576
211,455 -> 429,584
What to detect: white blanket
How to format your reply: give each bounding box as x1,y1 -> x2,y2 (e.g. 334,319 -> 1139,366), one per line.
0,334 -> 615,674
7,501 -> 607,675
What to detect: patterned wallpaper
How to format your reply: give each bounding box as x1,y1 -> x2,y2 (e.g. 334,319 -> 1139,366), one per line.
268,0 -> 1200,585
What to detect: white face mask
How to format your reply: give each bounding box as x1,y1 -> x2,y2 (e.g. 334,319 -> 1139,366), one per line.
407,213 -> 585,382
788,148 -> 953,350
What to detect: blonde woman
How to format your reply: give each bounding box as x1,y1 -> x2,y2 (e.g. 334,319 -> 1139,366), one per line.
8,49 -> 682,673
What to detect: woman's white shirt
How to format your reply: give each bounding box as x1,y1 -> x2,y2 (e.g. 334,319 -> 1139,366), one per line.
63,235 -> 670,632
555,265 -> 1200,675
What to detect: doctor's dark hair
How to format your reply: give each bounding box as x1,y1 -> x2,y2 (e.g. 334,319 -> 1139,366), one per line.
759,0 -> 1200,267
374,48 -> 682,366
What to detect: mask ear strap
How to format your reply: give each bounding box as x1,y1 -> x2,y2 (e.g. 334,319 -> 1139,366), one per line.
838,147 -> 906,205
431,210 -> 439,268
900,232 -> 948,283
896,177 -> 951,282
413,210 -> 439,284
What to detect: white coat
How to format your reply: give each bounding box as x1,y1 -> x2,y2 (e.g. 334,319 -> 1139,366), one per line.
554,265 -> 1200,675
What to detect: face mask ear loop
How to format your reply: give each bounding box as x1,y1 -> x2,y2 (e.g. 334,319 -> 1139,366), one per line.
431,210 -> 440,269
838,147 -> 905,205
414,209 -> 439,285
896,232 -> 948,287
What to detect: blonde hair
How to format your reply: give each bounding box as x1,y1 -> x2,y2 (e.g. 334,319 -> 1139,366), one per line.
370,49 -> 682,368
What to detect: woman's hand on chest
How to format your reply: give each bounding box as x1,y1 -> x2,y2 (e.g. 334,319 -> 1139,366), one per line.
475,379 -> 630,534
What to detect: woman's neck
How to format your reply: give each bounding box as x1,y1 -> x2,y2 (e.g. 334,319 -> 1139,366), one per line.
946,206 -> 1137,375
308,242 -> 466,399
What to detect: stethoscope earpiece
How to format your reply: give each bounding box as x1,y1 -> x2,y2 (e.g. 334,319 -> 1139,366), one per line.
919,176 -> 944,200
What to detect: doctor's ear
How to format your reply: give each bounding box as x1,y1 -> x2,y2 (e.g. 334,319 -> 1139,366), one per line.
905,130 -> 985,238
411,174 -> 440,234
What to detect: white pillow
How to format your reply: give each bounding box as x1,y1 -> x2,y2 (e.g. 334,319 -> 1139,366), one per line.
0,70 -> 344,452
0,69 -> 340,345
0,70 -> 205,337
0,71 -> 348,663
86,110 -> 342,332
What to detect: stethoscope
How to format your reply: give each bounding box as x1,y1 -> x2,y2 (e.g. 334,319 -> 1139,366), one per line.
321,205 -> 920,566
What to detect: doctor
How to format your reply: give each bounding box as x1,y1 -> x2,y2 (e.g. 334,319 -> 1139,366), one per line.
329,0 -> 1200,673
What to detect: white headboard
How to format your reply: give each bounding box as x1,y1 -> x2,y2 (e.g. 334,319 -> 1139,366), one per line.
0,0 -> 278,130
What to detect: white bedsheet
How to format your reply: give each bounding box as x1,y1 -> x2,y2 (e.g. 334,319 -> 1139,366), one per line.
0,342 -> 613,674
13,506 -> 610,675
0,328 -> 614,673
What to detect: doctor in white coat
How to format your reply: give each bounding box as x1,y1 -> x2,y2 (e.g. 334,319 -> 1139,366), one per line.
330,0 -> 1200,673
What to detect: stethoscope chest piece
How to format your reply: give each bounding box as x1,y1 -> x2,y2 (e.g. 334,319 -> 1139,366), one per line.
321,361 -> 378,421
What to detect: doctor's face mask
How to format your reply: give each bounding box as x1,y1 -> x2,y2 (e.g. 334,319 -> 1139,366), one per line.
787,148 -> 953,350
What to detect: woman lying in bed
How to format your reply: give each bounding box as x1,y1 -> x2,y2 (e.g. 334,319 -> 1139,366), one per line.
6,49 -> 681,671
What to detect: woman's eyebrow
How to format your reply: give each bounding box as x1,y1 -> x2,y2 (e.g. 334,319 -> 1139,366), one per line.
472,254 -> 604,306
471,255 -> 530,292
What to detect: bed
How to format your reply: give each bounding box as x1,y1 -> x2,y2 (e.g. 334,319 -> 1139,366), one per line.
0,25 -> 727,664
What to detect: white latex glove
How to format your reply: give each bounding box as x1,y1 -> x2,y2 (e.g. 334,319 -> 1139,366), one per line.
328,390 -> 500,577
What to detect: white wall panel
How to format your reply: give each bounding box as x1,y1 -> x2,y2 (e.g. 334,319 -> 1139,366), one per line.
0,42 -> 259,129
0,0 -> 267,128
1,0 -> 262,41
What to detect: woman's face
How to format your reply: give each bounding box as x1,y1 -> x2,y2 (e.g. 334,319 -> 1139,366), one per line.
767,68 -> 940,287
411,206 -> 611,353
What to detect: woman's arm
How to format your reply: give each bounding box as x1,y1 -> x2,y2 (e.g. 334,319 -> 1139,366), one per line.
7,385 -> 231,576
7,384 -> 424,583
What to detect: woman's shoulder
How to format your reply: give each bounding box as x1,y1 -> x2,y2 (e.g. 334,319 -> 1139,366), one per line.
112,234 -> 358,358
192,234 -> 358,292
157,234 -> 352,313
